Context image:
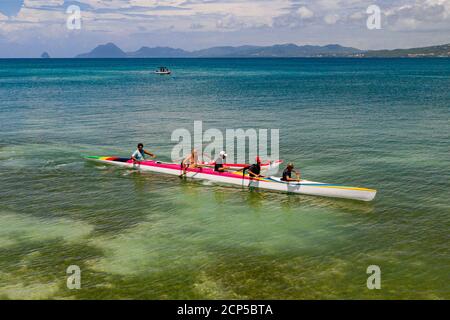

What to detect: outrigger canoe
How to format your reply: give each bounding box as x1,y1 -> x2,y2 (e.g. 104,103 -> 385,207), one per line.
86,156 -> 377,202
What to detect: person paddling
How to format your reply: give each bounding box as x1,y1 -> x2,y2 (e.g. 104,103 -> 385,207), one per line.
214,151 -> 229,172
131,143 -> 155,162
182,149 -> 199,168
281,163 -> 301,182
247,156 -> 264,178
180,149 -> 199,176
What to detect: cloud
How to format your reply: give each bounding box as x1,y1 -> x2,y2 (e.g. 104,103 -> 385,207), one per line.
272,4 -> 316,28
24,0 -> 64,8
383,0 -> 450,30
1,0 -> 450,57
190,22 -> 204,29
297,6 -> 314,19
64,1 -> 94,11
349,11 -> 365,21
324,14 -> 339,25
216,14 -> 243,29
316,0 -> 342,11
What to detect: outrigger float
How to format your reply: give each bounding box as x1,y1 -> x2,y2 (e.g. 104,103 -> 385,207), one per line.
86,156 -> 377,202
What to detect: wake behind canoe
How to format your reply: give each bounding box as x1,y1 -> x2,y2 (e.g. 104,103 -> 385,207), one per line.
85,156 -> 377,202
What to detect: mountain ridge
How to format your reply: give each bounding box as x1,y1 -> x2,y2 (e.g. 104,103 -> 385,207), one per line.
74,42 -> 450,58
76,43 -> 127,58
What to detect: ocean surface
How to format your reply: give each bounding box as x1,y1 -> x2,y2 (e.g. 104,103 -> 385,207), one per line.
0,58 -> 448,299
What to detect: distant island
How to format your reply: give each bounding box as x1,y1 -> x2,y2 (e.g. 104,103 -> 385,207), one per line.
41,52 -> 50,59
75,42 -> 450,58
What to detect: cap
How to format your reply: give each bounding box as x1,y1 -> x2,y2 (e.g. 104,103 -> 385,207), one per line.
219,151 -> 227,157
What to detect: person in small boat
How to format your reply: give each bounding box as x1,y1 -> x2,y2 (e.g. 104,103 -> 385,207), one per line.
281,163 -> 301,182
131,143 -> 155,162
214,151 -> 229,172
247,156 -> 264,178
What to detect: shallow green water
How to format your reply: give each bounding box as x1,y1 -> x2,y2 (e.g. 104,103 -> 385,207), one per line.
0,58 -> 448,299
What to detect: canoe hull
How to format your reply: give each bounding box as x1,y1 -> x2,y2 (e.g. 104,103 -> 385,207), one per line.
86,156 -> 376,202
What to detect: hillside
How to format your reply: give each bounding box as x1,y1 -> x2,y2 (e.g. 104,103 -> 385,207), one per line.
76,43 -> 362,58
75,42 -> 450,58
76,43 -> 127,58
362,43 -> 450,58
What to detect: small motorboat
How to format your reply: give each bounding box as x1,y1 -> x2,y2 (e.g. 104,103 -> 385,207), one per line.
154,66 -> 171,75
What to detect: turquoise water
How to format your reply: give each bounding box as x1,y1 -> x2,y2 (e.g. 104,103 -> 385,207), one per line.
0,58 -> 449,299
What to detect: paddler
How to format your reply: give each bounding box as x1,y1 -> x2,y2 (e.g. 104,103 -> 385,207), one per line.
131,143 -> 155,162
247,156 -> 264,178
281,163 -> 301,182
182,148 -> 199,168
180,148 -> 199,176
214,151 -> 229,172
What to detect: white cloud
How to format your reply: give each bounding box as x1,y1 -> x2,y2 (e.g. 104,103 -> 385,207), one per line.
297,6 -> 314,19
383,0 -> 450,30
216,14 -> 246,30
0,11 -> 8,20
24,0 -> 64,7
349,11 -> 365,21
324,14 -> 339,24
317,0 -> 342,11
1,0 -> 450,57
394,17 -> 418,29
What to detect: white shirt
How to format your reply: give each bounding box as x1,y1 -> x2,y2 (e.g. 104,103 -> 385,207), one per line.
132,149 -> 145,160
215,156 -> 225,165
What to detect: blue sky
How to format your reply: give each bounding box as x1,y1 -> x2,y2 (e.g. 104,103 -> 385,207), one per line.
0,0 -> 449,57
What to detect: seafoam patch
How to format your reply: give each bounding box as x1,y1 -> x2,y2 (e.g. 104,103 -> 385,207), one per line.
0,211 -> 94,249
0,279 -> 60,300
87,191 -> 344,276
